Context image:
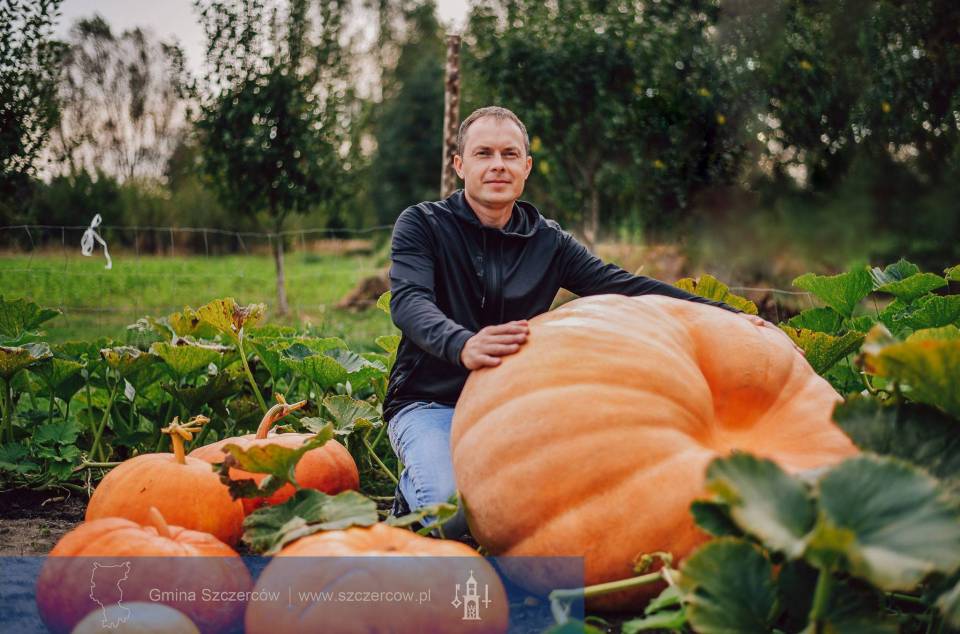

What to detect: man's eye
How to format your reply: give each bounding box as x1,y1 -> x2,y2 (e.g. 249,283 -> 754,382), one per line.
476,150 -> 490,156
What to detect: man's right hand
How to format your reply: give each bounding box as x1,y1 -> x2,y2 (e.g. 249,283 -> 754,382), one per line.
460,320 -> 530,370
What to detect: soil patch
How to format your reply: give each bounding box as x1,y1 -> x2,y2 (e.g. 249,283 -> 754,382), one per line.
0,489 -> 87,556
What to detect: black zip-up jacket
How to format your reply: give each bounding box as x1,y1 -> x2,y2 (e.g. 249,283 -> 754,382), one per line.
383,190 -> 739,422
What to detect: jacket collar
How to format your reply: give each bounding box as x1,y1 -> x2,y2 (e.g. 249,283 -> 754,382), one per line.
447,189 -> 542,238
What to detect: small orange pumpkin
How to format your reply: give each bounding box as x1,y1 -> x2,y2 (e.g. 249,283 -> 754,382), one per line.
452,295 -> 858,608
190,394 -> 359,514
85,416 -> 245,545
37,508 -> 251,634
246,523 -> 509,634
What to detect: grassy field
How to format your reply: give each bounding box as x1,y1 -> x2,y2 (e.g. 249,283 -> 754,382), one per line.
0,249 -> 396,349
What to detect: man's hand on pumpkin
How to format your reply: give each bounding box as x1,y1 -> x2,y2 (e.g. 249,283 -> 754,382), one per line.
460,321 -> 530,370
737,313 -> 806,356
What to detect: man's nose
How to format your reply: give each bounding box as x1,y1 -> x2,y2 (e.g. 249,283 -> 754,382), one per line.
490,152 -> 507,169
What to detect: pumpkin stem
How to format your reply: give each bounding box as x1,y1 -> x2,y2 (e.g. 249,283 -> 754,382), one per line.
255,393 -> 307,439
161,415 -> 210,465
147,506 -> 172,538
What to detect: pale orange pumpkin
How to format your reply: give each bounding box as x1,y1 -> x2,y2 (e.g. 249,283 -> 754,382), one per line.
85,416 -> 245,545
189,394 -> 359,514
37,508 -> 251,634
245,523 -> 509,633
452,294 -> 858,608
71,602 -> 199,634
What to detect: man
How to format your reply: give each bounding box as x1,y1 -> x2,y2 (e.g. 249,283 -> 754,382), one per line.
385,106 -> 791,536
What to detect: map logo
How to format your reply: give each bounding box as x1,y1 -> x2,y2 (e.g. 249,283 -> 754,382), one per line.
89,561 -> 132,628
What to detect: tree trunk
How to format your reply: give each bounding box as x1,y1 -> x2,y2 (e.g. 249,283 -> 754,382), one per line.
273,231 -> 289,317
441,34 -> 461,198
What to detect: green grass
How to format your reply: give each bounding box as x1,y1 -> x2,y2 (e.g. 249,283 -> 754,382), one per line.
0,251 -> 395,349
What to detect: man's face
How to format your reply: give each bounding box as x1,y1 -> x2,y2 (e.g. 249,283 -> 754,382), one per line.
454,116 -> 533,209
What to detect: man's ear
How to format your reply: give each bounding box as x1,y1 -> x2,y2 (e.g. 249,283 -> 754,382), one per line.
524,155 -> 533,179
453,154 -> 464,178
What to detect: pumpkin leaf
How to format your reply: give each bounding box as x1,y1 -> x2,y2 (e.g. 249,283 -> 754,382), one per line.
785,307 -> 844,334
149,341 -> 229,379
673,274 -> 758,315
0,296 -> 60,345
30,356 -> 84,403
678,538 -> 779,634
621,609 -> 686,632
376,291 -> 392,317
288,350 -> 387,391
0,343 -> 52,381
0,442 -> 39,474
194,298 -> 265,342
891,295 -> 960,332
778,327 -> 865,375
386,500 -> 460,535
793,268 -> 873,319
35,419 -> 82,446
805,455 -> 960,590
241,489 -> 378,555
870,259 -> 946,302
217,423 -> 336,499
323,395 -> 380,428
833,396 -> 960,495
375,335 -> 400,354
690,500 -> 743,538
946,265 -> 960,282
861,325 -> 960,417
99,346 -> 163,387
163,370 -> 244,413
705,453 -> 816,559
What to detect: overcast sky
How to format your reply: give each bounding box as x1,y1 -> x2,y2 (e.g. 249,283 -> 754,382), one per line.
55,0 -> 471,75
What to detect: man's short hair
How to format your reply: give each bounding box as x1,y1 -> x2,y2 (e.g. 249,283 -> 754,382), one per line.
456,106 -> 531,157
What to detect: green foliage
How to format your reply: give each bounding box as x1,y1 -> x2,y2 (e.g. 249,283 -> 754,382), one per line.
792,268 -> 873,319
673,275 -> 758,315
242,489 -> 378,555
0,296 -> 60,345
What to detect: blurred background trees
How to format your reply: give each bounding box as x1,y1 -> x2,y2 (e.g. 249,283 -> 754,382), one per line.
3,0 -> 959,270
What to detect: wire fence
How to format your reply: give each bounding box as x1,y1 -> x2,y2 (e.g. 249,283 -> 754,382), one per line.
0,221 -> 814,341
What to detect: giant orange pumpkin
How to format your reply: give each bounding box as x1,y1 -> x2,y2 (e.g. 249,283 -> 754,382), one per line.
36,508 -> 251,634
246,523 -> 509,633
86,416 -> 245,545
451,295 -> 858,608
189,394 -> 359,514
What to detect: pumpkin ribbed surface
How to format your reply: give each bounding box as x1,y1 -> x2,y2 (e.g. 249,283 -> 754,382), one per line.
246,523 -> 508,633
451,294 -> 857,607
37,512 -> 250,634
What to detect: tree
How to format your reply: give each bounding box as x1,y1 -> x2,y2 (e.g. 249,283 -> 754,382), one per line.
195,0 -> 358,315
369,1 -> 445,224
465,0 -> 745,247
0,0 -> 65,221
47,15 -> 192,182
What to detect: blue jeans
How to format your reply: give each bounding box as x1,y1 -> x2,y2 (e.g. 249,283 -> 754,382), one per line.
388,401 -> 468,538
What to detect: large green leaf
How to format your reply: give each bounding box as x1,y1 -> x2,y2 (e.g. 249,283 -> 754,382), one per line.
195,298 -> 265,342
946,265 -> 960,282
793,268 -> 873,318
149,341 -> 228,379
0,296 -> 60,345
674,274 -> 758,314
833,396 -> 960,495
778,326 -> 864,375
376,291 -> 392,317
241,489 -> 378,555
289,349 -> 387,391
323,395 -> 380,429
679,538 -> 779,634
35,419 -> 82,446
0,442 -> 39,474
785,307 -> 844,334
217,423 -> 336,499
807,455 -> 960,590
30,357 -> 84,403
870,259 -> 946,302
862,326 -> 960,417
99,346 -> 162,388
690,500 -> 743,538
891,295 -> 960,332
0,343 -> 52,381
704,454 -> 815,558
163,370 -> 244,412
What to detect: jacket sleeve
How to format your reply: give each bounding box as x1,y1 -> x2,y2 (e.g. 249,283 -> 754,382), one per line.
557,231 -> 741,313
389,208 -> 476,366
